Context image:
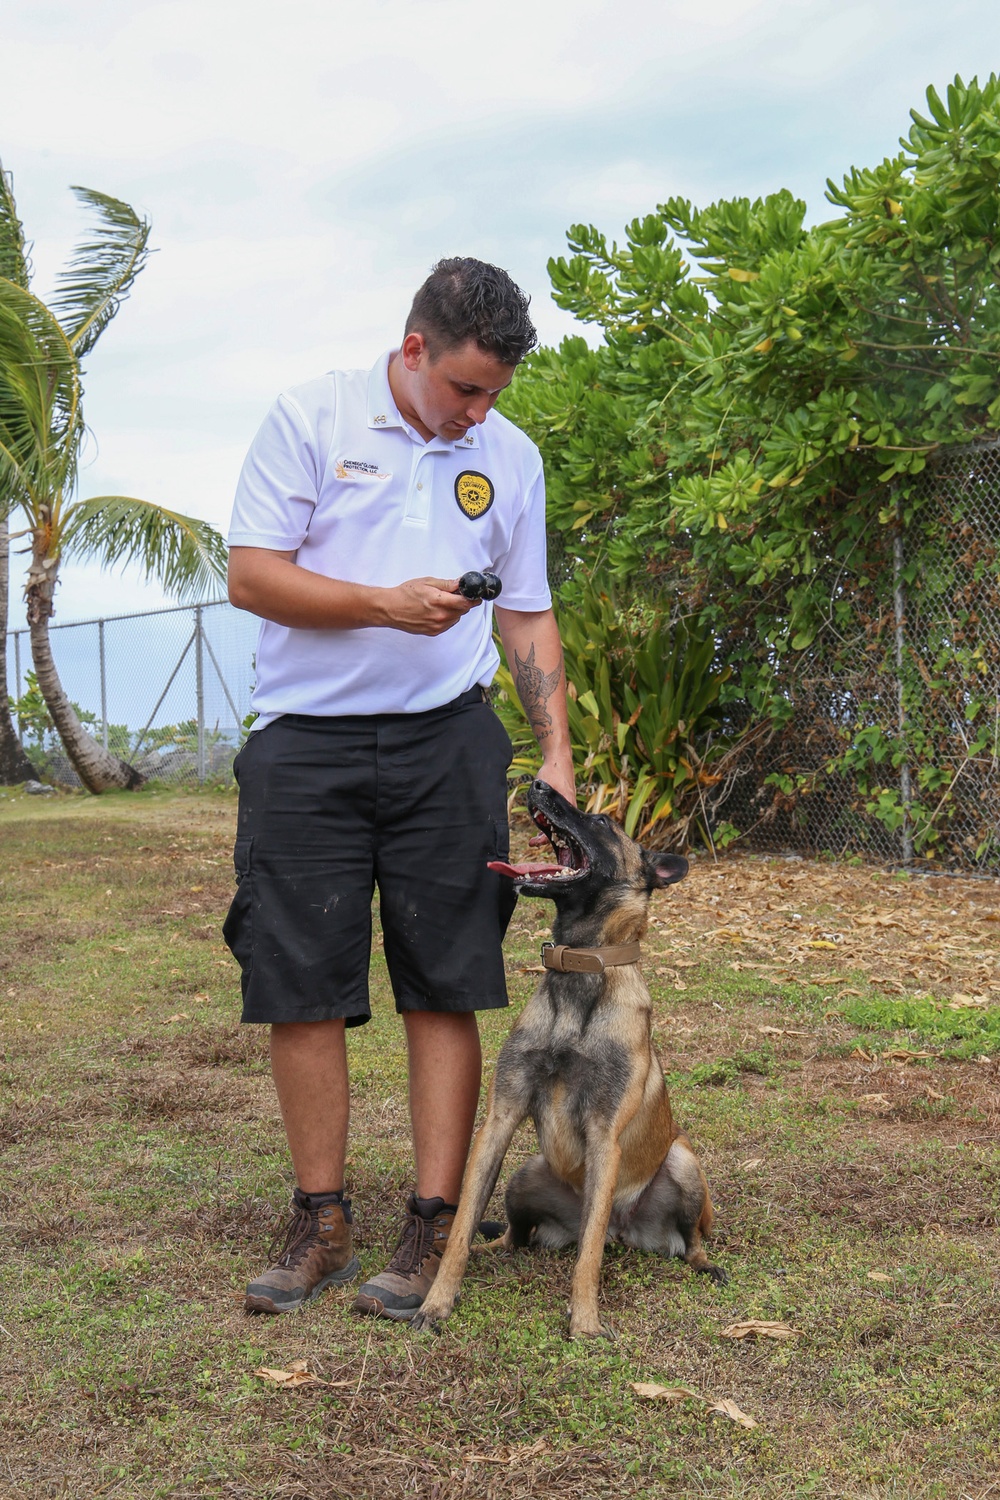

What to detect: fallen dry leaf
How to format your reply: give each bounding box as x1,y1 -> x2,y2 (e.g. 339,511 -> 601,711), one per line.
254,1359 -> 352,1390
867,1271 -> 893,1283
630,1383 -> 699,1403
707,1397 -> 759,1429
757,1025 -> 810,1037
720,1320 -> 803,1342
740,1157 -> 765,1171
948,994 -> 991,1010
882,1048 -> 935,1063
164,1012 -> 190,1024
858,1093 -> 893,1109
465,1439 -> 549,1465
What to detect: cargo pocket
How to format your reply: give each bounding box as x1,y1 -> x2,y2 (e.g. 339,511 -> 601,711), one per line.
222,835 -> 254,976
485,717 -> 518,938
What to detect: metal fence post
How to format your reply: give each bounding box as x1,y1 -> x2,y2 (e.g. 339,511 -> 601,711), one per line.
98,619 -> 108,751
195,604 -> 205,783
893,504 -> 914,867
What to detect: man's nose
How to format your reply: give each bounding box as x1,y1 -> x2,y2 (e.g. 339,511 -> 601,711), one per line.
466,394 -> 493,425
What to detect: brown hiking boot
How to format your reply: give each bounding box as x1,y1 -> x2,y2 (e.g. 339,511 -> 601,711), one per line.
353,1195 -> 456,1321
245,1189 -> 360,1315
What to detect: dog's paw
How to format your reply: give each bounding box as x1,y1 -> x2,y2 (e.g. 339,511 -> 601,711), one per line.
409,1307 -> 444,1334
568,1317 -> 616,1341
700,1263 -> 728,1287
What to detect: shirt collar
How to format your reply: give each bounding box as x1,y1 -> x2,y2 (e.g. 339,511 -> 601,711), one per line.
367,350 -> 481,450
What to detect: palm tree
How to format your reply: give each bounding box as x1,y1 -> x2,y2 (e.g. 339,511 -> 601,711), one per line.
0,169 -> 38,783
0,511 -> 38,782
0,163 -> 227,792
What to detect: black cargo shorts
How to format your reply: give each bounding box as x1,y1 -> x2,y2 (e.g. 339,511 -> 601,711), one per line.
222,688 -> 517,1026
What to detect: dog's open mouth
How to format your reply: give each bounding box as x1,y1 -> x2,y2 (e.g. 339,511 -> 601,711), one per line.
487,809 -> 589,884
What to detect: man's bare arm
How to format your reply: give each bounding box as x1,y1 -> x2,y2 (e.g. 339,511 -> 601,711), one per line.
494,606 -> 576,804
228,546 -> 477,637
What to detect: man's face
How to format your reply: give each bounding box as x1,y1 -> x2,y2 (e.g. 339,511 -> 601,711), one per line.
396,334 -> 516,442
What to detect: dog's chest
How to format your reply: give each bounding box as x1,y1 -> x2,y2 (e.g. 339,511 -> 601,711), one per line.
498,995 -> 636,1128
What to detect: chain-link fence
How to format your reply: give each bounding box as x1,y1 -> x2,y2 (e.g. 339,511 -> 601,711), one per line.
5,600 -> 259,787
6,445 -> 999,870
720,440 -> 1000,871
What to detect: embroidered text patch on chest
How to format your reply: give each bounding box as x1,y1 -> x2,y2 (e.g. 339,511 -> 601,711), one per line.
335,459 -> 391,480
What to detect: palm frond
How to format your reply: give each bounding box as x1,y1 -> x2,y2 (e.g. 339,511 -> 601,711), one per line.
50,187 -> 151,358
0,276 -> 81,512
62,496 -> 229,601
0,161 -> 31,289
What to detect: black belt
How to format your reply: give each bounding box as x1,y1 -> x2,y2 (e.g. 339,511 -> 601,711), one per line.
450,685 -> 489,708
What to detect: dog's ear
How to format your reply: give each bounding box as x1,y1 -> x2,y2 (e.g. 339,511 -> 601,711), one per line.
647,852 -> 689,888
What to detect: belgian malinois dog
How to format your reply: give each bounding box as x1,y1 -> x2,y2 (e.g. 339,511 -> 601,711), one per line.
411,780 -> 724,1340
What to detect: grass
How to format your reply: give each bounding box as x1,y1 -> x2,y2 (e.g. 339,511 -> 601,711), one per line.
1,787 -> 998,1499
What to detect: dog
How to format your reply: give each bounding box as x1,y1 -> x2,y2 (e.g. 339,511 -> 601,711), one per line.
411,779 -> 724,1339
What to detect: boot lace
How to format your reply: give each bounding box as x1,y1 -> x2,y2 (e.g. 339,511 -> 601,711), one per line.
385,1210 -> 436,1276
267,1205 -> 318,1270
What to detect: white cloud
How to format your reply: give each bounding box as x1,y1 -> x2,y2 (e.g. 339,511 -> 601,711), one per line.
4,0 -> 1000,623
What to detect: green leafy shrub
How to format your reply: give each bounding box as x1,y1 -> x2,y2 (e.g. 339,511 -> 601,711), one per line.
500,76 -> 1000,863
494,578 -> 753,847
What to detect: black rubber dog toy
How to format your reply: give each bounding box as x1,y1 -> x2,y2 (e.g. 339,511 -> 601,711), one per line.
458,570 -> 503,601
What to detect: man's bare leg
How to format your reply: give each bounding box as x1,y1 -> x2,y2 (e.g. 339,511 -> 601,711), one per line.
403,1010 -> 482,1203
351,1011 -> 482,1319
245,1019 -> 356,1314
270,1019 -> 350,1193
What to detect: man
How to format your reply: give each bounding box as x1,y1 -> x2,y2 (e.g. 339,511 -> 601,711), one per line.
224,257 -> 574,1321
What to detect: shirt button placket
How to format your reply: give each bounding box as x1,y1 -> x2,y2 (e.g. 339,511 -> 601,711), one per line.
404,451 -> 431,525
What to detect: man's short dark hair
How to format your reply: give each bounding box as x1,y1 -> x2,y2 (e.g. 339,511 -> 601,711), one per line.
405,257 -> 538,366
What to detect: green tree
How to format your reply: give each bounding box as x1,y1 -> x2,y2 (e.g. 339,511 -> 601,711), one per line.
502,76 -> 1000,855
0,512 -> 37,782
0,174 -> 38,783
505,75 -> 1000,659
0,163 -> 227,792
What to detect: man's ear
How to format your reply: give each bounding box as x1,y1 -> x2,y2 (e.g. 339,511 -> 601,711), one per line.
400,331 -> 429,371
647,852 -> 689,888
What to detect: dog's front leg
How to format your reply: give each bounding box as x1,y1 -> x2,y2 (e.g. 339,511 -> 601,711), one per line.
411,1095 -> 524,1332
569,1131 -> 622,1339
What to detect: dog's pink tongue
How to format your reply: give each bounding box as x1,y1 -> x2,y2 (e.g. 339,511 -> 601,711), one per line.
487,860 -> 557,879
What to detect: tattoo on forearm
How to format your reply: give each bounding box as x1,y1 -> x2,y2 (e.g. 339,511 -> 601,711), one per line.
513,643 -> 562,745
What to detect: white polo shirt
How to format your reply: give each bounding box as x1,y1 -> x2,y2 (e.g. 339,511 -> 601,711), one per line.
229,351 -> 551,721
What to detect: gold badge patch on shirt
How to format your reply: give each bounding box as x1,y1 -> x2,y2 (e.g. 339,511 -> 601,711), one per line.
454,470 -> 494,519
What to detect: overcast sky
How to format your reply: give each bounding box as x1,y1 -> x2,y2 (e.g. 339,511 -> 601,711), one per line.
4,0 -> 1000,623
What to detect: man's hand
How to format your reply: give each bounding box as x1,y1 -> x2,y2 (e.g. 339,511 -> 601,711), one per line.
536,755 -> 576,807
381,578 -> 480,636
228,549 -> 482,635
494,607 -> 577,842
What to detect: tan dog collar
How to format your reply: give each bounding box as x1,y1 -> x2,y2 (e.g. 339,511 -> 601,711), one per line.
542,942 -> 642,974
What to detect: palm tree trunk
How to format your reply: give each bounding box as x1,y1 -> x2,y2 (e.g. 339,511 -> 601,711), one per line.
25,535 -> 143,793
0,512 -> 38,783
